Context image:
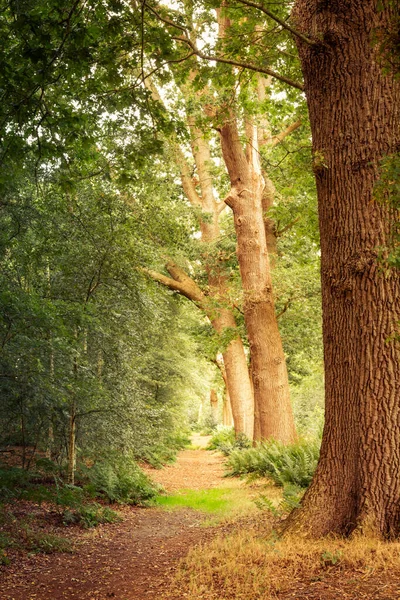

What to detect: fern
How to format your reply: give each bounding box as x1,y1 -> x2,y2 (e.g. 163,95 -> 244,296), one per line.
225,439 -> 320,489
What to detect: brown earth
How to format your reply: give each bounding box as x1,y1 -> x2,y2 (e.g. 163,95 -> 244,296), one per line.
1,440 -> 400,600
0,440 -> 231,600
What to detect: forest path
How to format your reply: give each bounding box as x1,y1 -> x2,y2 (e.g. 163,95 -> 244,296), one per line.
0,436 -> 239,600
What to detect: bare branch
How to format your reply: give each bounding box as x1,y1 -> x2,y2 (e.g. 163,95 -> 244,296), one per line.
143,2 -> 304,90
174,146 -> 203,208
145,3 -> 188,34
141,264 -> 204,304
218,201 -> 227,214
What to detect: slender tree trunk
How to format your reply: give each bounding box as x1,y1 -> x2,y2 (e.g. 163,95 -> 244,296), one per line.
20,404 -> 26,469
286,0 -> 400,538
215,309 -> 254,438
147,261 -> 254,438
68,330 -> 79,485
223,386 -> 234,427
215,354 -> 242,430
188,116 -> 254,439
67,402 -> 76,486
220,119 -> 296,443
46,334 -> 55,460
210,388 -> 219,424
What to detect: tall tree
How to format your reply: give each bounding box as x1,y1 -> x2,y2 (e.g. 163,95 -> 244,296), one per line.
141,6 -> 300,443
144,79 -> 255,439
285,0 -> 400,537
211,12 -> 296,443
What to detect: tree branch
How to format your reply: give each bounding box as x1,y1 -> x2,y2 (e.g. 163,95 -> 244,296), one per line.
276,296 -> 293,319
174,146 -> 203,208
143,2 -> 304,90
175,35 -> 305,91
141,264 -> 204,304
277,216 -> 300,236
271,120 -> 302,147
218,201 -> 227,214
231,0 -> 317,46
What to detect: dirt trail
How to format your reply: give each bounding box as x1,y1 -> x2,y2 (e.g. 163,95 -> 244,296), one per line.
0,439 -> 228,600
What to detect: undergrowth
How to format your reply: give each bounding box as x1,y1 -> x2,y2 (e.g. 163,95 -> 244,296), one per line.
79,456 -> 160,504
137,430 -> 191,468
225,438 -> 320,488
0,454 -> 159,563
174,525 -> 400,600
207,427 -> 251,456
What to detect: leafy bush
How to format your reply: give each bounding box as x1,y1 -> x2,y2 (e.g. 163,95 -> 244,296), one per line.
21,526 -> 73,553
225,439 -> 320,488
0,466 -> 34,502
83,457 -> 159,505
61,503 -> 120,527
137,430 -> 191,468
207,427 -> 251,456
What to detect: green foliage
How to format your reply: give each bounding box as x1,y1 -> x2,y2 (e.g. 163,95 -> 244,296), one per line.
291,368 -> 325,438
65,504 -> 120,529
207,427 -> 251,456
139,430 -> 191,468
320,549 -> 343,567
225,439 -> 320,489
82,457 -> 160,505
0,466 -> 33,502
20,526 -> 73,554
255,483 -> 303,517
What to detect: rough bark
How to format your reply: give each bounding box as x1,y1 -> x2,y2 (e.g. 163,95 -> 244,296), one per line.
220,117 -> 296,443
215,355 -> 237,428
286,0 -> 400,538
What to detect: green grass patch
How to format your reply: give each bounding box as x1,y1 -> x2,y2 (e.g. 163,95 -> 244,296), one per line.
156,485 -> 272,524
157,488 -> 231,514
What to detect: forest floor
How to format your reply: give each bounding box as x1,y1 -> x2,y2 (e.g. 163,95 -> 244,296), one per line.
0,435 -> 244,600
1,436 -> 400,600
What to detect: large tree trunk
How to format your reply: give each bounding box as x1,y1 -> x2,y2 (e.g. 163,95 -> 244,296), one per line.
220,119 -> 296,444
189,118 -> 254,439
287,0 -> 400,538
145,90 -> 255,439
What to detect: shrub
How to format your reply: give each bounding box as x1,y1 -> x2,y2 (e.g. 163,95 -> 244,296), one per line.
0,466 -> 33,502
84,456 -> 159,504
136,430 -> 191,468
22,527 -> 73,553
225,438 -> 320,488
73,504 -> 121,528
207,427 -> 251,456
